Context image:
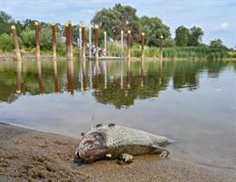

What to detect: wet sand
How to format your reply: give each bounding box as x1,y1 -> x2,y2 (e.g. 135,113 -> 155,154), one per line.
0,123 -> 235,182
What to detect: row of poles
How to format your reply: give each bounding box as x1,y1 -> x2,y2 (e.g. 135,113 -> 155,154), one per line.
11,22 -> 164,62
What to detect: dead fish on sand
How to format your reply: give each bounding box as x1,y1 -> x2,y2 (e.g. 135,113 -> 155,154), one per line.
75,123 -> 172,164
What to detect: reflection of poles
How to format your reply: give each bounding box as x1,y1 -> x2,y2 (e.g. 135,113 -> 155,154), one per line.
89,25 -> 92,58
94,60 -> 99,91
141,32 -> 145,60
81,60 -> 88,91
51,23 -> 57,60
82,25 -> 87,60
104,61 -> 107,89
140,60 -> 144,87
89,61 -> 93,89
104,31 -> 107,56
120,61 -> 124,89
159,61 -> 163,85
94,24 -> 99,60
67,60 -> 74,95
127,30 -> 131,60
37,60 -> 43,94
16,60 -> 22,94
127,60 -> 131,89
34,22 -> 40,61
11,25 -> 21,61
53,60 -> 59,93
160,35 -> 163,63
121,30 -> 124,58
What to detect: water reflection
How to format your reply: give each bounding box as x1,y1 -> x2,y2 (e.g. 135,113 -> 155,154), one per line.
67,60 -> 74,95
0,60 -> 235,108
16,61 -> 23,94
37,60 -> 43,94
53,60 -> 59,94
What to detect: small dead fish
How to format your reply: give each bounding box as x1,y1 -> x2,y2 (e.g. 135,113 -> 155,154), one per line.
75,124 -> 172,163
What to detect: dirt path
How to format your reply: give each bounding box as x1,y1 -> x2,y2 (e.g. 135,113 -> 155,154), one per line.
0,123 -> 235,182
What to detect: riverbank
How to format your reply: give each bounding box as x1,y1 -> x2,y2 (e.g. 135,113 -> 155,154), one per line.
0,122 -> 235,182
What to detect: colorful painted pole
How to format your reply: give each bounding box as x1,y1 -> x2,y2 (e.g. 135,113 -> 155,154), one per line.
51,23 -> 57,60
141,32 -> 145,59
34,22 -> 40,61
127,30 -> 131,60
11,25 -> 21,61
94,24 -> 99,60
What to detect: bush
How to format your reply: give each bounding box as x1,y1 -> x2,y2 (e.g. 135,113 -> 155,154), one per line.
0,33 -> 14,52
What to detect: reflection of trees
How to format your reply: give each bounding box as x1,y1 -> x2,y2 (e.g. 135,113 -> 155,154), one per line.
0,60 -> 234,107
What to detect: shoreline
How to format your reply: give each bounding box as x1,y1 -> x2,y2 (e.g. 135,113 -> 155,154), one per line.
0,122 -> 235,182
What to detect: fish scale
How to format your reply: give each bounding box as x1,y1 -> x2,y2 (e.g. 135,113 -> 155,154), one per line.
77,124 -> 172,161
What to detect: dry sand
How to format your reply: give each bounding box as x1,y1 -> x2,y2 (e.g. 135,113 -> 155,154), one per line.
0,122 -> 235,182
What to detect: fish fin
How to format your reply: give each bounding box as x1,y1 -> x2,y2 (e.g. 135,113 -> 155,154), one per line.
151,145 -> 170,157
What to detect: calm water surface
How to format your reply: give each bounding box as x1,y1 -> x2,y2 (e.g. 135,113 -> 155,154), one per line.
0,59 -> 235,170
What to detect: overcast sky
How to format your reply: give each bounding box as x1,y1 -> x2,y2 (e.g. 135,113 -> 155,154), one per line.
0,0 -> 235,48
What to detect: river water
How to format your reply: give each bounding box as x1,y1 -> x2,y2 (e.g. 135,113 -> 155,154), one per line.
0,59 -> 235,170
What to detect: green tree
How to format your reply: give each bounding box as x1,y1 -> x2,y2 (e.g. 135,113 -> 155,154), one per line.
0,11 -> 13,35
188,26 -> 204,46
209,39 -> 227,50
140,16 -> 171,47
92,4 -> 140,42
175,26 -> 190,46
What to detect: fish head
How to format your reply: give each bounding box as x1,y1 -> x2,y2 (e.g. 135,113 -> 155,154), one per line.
77,131 -> 107,162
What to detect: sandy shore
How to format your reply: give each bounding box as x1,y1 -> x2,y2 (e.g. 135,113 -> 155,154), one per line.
0,123 -> 235,182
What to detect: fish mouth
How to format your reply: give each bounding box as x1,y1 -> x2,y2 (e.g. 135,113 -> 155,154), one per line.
77,131 -> 107,161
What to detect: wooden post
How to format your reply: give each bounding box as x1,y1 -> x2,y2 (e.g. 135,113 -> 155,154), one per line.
127,30 -> 131,60
141,32 -> 145,59
34,22 -> 40,61
81,25 -> 87,60
51,23 -> 57,60
94,24 -> 99,60
160,35 -> 163,62
11,25 -> 21,61
65,21 -> 73,60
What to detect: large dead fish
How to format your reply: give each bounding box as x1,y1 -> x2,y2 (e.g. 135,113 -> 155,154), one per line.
75,123 -> 172,163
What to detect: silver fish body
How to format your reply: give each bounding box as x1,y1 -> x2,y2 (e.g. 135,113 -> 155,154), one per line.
76,124 -> 172,162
